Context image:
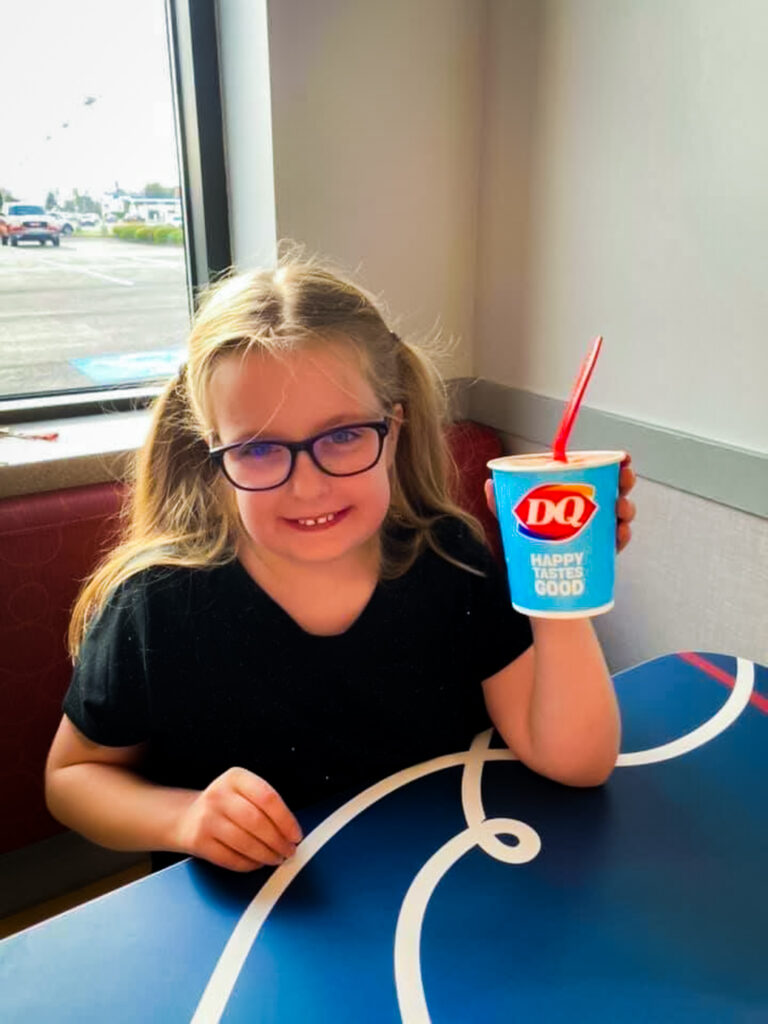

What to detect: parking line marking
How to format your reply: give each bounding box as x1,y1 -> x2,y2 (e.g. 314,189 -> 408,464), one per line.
38,260 -> 135,287
113,255 -> 182,269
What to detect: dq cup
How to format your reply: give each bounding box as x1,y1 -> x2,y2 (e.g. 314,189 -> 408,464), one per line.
487,451 -> 626,618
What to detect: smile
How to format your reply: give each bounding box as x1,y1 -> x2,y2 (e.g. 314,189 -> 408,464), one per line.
284,508 -> 351,530
299,512 -> 336,526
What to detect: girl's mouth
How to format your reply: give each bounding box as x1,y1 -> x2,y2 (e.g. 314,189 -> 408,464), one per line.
283,507 -> 351,531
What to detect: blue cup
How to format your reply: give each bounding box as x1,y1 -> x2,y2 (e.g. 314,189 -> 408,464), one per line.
487,451 -> 625,618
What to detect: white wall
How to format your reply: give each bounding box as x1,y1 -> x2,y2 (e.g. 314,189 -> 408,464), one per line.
257,0 -> 483,378
477,0 -> 768,455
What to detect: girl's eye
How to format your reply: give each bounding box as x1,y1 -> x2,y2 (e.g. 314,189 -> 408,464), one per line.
327,428 -> 362,445
236,441 -> 283,461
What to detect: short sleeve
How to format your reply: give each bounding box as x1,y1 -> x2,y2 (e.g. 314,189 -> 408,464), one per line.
467,548 -> 533,681
434,517 -> 533,682
62,580 -> 151,746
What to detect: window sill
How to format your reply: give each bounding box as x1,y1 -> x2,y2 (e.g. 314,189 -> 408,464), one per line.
0,408 -> 151,499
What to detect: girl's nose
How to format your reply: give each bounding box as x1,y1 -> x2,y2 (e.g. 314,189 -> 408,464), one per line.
287,450 -> 332,500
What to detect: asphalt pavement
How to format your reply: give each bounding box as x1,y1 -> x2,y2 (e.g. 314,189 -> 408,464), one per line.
0,237 -> 190,396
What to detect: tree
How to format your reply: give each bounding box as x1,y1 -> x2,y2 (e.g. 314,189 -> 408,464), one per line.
69,190 -> 101,216
45,191 -> 57,211
142,182 -> 175,198
0,188 -> 20,212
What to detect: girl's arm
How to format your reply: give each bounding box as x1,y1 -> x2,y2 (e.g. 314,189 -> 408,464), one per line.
45,716 -> 196,852
480,455 -> 635,784
45,716 -> 303,871
482,619 -> 620,786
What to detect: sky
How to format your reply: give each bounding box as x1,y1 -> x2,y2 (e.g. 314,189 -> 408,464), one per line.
2,0 -> 180,203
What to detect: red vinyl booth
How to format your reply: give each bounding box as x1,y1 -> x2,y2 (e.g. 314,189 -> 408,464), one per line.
0,422 -> 502,854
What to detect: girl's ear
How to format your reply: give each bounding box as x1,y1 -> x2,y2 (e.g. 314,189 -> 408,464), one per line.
386,403 -> 404,468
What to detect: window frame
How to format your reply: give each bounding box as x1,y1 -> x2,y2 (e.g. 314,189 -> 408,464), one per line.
0,0 -> 231,425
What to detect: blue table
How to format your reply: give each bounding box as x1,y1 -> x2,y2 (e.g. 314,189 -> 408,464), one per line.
1,652 -> 766,1023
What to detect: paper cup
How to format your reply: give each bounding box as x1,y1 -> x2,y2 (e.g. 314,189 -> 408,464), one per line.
487,451 -> 626,618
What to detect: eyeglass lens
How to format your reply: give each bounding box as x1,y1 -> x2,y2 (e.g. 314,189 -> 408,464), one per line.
223,425 -> 383,489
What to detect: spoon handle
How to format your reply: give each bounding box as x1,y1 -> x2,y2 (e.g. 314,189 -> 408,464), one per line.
552,335 -> 603,462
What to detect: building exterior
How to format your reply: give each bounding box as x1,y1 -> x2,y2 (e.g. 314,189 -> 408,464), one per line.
100,190 -> 182,224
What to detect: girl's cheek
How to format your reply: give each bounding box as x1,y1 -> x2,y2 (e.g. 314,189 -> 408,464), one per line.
235,494 -> 273,537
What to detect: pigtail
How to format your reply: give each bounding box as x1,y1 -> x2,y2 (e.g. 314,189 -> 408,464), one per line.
389,339 -> 450,519
384,337 -> 486,576
130,367 -> 229,545
68,369 -> 236,660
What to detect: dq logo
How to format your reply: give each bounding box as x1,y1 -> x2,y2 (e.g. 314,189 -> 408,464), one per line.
514,483 -> 598,541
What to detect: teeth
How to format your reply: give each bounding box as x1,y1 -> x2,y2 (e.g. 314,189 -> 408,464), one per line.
298,512 -> 336,526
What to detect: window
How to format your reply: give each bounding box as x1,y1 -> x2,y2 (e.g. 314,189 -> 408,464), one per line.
0,0 -> 230,409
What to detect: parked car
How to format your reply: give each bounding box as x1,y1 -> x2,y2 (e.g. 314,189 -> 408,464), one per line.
78,214 -> 101,228
5,204 -> 60,246
51,214 -> 75,235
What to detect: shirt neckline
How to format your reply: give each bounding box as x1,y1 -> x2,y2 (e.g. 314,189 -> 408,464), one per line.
228,557 -> 383,640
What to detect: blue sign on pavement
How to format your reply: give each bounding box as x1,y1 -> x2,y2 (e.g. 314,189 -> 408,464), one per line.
72,348 -> 185,384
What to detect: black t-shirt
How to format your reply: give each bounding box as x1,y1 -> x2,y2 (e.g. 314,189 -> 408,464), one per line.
63,518 -> 532,811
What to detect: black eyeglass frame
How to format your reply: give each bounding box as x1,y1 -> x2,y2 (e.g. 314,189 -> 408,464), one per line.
209,419 -> 391,492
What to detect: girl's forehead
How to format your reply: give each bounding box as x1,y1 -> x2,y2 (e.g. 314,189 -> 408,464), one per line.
208,341 -> 381,441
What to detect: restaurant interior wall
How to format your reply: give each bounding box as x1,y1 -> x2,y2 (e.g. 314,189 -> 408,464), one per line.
253,0 -> 484,380
472,0 -> 767,667
475,0 -> 767,454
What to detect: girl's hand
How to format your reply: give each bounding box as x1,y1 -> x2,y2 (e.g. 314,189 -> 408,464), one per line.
175,767 -> 303,872
483,453 -> 637,553
616,454 -> 636,553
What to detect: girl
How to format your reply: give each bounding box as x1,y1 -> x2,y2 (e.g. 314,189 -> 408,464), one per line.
45,255 -> 636,873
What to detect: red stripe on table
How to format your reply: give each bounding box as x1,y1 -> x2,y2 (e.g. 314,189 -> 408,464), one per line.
678,652 -> 768,715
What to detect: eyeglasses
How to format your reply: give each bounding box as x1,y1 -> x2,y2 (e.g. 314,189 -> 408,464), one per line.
209,420 -> 391,491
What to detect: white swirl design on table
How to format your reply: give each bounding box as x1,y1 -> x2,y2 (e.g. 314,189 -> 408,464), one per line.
394,730 -> 540,1023
616,657 -> 754,766
190,741 -> 518,1024
191,658 -> 755,1023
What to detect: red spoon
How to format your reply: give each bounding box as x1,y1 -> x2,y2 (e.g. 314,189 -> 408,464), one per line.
551,335 -> 603,462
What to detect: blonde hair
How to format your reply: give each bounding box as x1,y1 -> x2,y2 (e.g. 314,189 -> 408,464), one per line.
69,251 -> 485,658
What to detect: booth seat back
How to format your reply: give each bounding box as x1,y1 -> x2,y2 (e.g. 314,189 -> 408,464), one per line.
0,422 -> 502,854
0,483 -> 126,853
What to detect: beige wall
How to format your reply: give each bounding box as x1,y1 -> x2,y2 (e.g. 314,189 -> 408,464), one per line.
263,0 -> 484,378
476,0 -> 768,455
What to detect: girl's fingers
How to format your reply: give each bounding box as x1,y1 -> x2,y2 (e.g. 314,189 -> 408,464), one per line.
616,522 -> 632,553
206,836 -> 266,873
484,478 -> 497,519
228,791 -> 297,860
616,496 -> 636,524
230,768 -> 303,845
217,816 -> 287,867
619,462 -> 636,496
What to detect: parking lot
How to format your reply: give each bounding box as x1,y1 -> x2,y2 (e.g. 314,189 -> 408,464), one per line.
0,237 -> 190,395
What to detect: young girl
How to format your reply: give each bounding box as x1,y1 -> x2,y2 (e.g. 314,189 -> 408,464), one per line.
46,256 -> 636,874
